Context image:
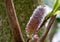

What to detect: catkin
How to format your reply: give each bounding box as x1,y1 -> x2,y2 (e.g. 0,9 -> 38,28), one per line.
25,5 -> 45,37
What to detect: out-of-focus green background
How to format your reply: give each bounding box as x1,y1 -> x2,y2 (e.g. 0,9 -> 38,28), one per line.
0,0 -> 59,42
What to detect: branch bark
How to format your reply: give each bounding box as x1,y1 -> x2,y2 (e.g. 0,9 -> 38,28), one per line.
4,0 -> 24,42
37,16 -> 50,32
39,15 -> 56,42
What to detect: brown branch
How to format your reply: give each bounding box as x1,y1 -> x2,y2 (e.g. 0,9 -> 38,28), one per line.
40,16 -> 50,28
26,38 -> 31,42
39,15 -> 56,42
4,0 -> 25,42
37,16 -> 50,32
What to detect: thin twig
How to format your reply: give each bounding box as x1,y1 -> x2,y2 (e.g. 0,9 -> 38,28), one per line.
4,0 -> 25,42
26,38 -> 31,42
36,15 -> 50,33
39,15 -> 56,42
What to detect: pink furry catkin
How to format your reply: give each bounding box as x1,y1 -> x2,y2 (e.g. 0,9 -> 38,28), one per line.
25,5 -> 52,38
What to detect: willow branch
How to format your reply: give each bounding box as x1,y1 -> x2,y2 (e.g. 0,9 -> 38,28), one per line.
37,16 -> 50,32
4,0 -> 25,42
39,15 -> 56,42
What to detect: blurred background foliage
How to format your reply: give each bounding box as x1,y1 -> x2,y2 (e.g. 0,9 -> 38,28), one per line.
0,0 -> 60,42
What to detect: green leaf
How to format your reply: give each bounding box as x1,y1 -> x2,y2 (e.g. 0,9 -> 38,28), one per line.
54,10 -> 60,15
46,0 -> 60,18
56,5 -> 60,11
53,0 -> 58,11
53,0 -> 60,12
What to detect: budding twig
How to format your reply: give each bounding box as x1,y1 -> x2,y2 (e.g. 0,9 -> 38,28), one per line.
39,15 -> 56,42
37,16 -> 50,32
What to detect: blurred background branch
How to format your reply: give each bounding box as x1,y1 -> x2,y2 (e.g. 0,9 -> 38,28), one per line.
4,0 -> 25,42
